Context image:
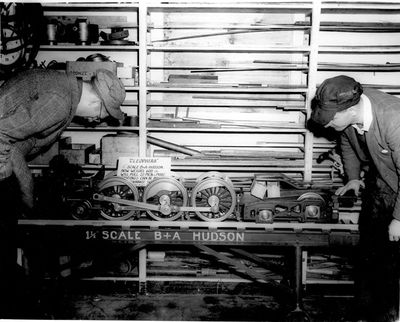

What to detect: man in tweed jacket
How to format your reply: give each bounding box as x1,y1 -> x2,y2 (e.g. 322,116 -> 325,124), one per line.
310,75 -> 400,321
0,68 -> 125,317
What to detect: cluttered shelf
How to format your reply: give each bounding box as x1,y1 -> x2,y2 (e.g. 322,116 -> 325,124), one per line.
147,3 -> 313,11
42,3 -> 139,9
66,125 -> 140,131
39,45 -> 139,51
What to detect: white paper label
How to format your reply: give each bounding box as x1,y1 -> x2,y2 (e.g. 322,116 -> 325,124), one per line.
117,157 -> 171,186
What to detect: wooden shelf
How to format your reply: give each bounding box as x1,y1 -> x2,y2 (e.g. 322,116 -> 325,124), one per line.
146,100 -> 305,109
147,3 -> 313,11
147,127 -> 307,133
124,86 -> 140,91
322,1 -> 400,11
39,45 -> 139,51
319,45 -> 400,53
66,126 -> 140,131
169,161 -> 335,173
151,66 -> 309,72
29,164 -> 115,170
42,3 -> 139,9
148,24 -> 311,31
147,86 -> 308,93
148,46 -> 311,53
122,100 -> 139,106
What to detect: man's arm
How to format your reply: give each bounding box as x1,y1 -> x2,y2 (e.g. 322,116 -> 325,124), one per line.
340,129 -> 362,181
336,130 -> 364,195
384,109 -> 400,241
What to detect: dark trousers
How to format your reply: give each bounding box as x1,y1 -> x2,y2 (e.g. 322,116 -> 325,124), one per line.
356,171 -> 400,321
0,175 -> 20,318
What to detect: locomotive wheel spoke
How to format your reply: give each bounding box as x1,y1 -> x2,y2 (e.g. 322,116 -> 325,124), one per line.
97,177 -> 140,221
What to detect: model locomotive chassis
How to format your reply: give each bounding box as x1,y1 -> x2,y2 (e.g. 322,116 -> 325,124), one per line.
60,171 -> 346,224
241,194 -> 336,224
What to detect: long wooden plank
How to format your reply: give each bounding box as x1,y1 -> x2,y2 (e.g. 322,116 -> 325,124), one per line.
17,219 -> 358,232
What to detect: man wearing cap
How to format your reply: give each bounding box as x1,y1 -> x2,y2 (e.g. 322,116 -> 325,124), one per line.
310,75 -> 400,321
0,68 -> 125,317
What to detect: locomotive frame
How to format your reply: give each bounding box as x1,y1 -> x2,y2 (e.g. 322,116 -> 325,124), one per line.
62,171 -> 354,224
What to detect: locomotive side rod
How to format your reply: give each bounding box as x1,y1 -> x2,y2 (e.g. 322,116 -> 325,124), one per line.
93,194 -> 160,211
93,194 -> 217,213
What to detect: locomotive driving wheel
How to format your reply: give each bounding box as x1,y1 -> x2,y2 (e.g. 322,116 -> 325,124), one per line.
191,172 -> 236,222
97,177 -> 140,220
142,176 -> 188,221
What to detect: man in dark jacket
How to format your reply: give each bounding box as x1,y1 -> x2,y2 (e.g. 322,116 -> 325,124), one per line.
0,68 -> 125,317
310,75 -> 400,321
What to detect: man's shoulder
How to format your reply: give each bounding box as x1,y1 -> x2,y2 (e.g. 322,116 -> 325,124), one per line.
27,69 -> 78,95
364,87 -> 389,97
0,69 -> 78,108
1,69 -> 69,90
364,87 -> 398,100
11,68 -> 64,79
364,88 -> 400,108
25,69 -> 70,83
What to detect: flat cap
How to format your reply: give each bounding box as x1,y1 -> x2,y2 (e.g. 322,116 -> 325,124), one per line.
311,75 -> 363,126
92,69 -> 126,120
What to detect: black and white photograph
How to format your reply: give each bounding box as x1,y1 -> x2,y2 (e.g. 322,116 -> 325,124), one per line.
1,1 -> 400,321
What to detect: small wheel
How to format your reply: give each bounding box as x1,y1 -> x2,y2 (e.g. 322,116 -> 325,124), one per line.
97,177 -> 140,220
114,260 -> 132,275
297,192 -> 325,220
191,176 -> 236,222
70,200 -> 92,220
142,176 -> 188,221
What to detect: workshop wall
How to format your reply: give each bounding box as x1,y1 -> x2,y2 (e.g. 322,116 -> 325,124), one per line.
29,1 -> 400,183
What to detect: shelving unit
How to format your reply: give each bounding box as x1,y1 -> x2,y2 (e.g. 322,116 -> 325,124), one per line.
142,1 -> 320,181
34,2 -> 141,167
34,0 -> 400,183
31,1 -> 325,181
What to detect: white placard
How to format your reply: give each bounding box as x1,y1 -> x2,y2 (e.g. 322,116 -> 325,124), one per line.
117,157 -> 171,186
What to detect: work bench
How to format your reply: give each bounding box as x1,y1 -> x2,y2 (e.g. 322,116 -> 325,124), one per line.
17,220 -> 359,319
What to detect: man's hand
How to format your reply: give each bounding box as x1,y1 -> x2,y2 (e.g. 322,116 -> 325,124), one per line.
335,179 -> 365,196
389,219 -> 400,241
